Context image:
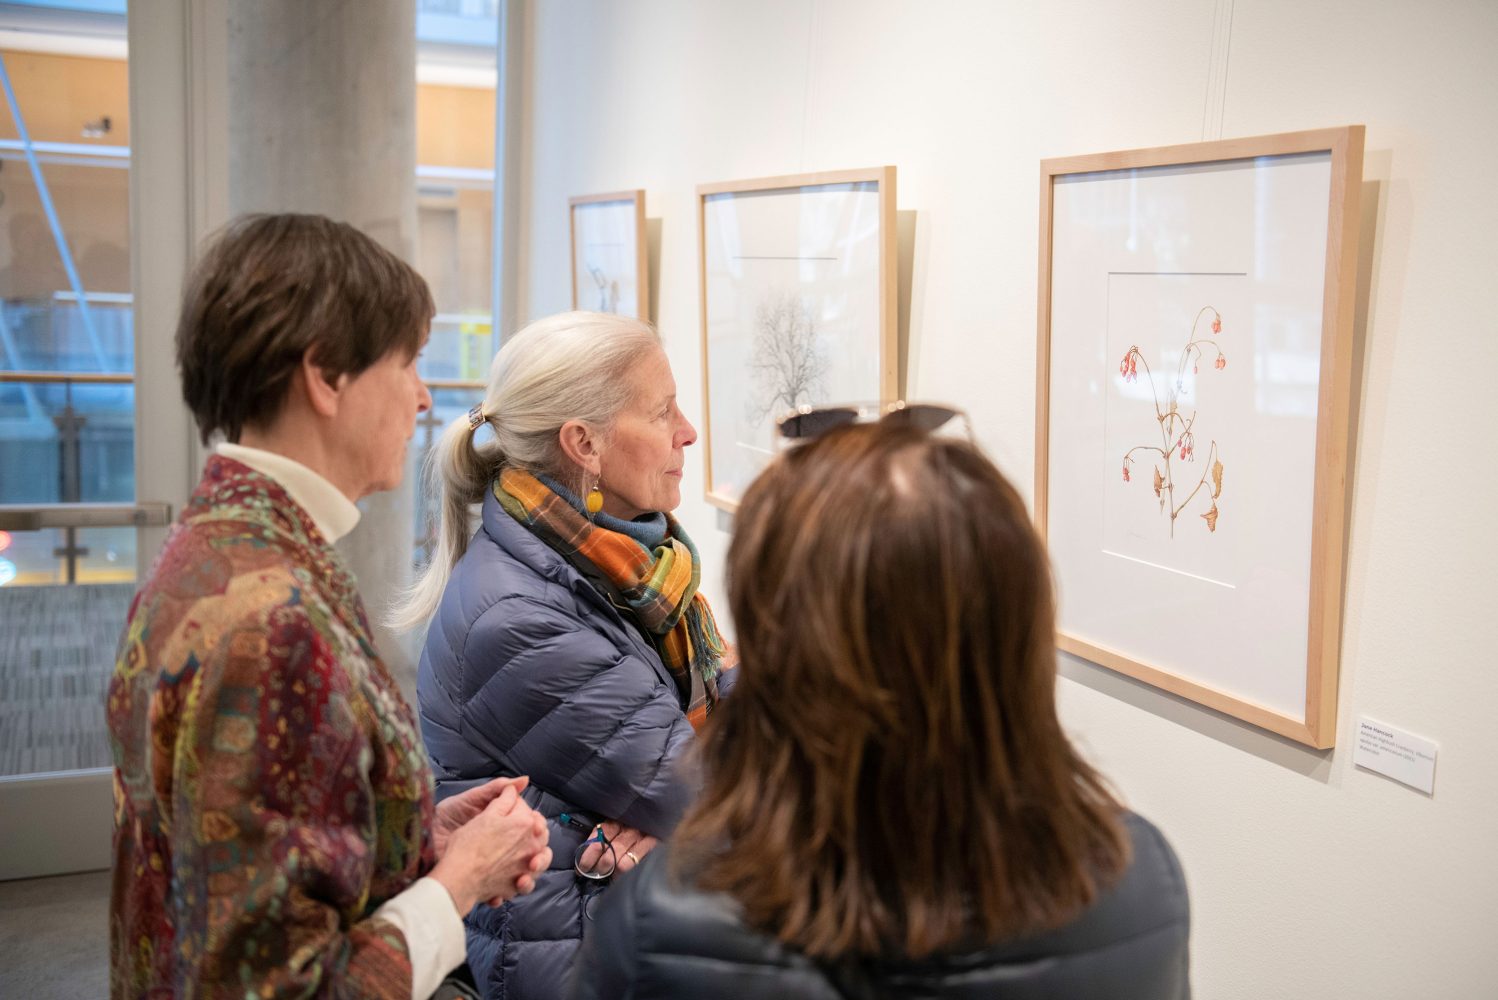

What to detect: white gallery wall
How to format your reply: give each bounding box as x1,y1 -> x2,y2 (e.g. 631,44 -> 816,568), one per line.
512,1 -> 1498,996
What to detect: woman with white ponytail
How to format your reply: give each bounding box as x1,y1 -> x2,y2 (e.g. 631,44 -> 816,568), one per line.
396,311 -> 731,1000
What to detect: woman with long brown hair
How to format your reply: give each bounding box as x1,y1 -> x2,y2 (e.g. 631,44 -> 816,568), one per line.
569,408 -> 1190,998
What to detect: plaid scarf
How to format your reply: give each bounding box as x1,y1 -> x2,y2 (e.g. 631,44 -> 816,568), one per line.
495,468 -> 725,728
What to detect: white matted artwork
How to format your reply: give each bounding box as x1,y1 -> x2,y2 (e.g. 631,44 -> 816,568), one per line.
570,190 -> 648,320
698,167 -> 897,510
1036,128 -> 1364,748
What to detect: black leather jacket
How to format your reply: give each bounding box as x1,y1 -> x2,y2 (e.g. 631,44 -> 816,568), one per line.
568,812 -> 1190,999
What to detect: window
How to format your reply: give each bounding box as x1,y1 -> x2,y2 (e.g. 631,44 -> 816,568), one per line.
0,28 -> 134,776
412,0 -> 499,566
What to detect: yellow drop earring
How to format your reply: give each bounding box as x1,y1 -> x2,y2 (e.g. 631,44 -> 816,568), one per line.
585,483 -> 604,515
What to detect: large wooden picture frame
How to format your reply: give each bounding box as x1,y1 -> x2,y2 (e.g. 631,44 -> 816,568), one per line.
1036,127 -> 1364,748
569,189 -> 649,320
697,167 -> 897,511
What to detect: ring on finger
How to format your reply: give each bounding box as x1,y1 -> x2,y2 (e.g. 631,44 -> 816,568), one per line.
624,850 -> 640,866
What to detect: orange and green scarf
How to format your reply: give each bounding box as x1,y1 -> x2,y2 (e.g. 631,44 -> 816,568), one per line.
495,467 -> 725,728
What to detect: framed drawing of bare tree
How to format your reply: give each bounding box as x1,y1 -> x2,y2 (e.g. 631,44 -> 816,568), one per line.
697,167 -> 897,510
570,190 -> 648,320
1036,127 -> 1364,748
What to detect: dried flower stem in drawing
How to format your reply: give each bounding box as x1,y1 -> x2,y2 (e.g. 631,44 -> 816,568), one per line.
587,264 -> 619,313
1120,306 -> 1227,537
746,291 -> 828,423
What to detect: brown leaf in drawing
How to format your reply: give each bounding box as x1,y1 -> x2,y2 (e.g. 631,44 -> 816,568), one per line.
1152,466 -> 1164,498
1201,502 -> 1219,533
1211,459 -> 1224,499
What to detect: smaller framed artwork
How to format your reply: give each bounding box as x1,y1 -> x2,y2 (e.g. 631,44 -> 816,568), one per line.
698,167 -> 897,511
569,190 -> 649,320
1036,127 -> 1364,748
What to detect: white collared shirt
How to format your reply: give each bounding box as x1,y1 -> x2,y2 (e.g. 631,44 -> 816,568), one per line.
213,441 -> 466,999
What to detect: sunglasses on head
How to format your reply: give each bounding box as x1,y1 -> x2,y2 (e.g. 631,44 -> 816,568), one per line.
775,401 -> 972,442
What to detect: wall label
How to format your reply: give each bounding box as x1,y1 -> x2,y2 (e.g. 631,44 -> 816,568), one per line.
1353,716 -> 1437,794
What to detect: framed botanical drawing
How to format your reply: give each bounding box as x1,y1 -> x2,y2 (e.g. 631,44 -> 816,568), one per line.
1036,127 -> 1364,748
570,190 -> 648,319
698,167 -> 897,510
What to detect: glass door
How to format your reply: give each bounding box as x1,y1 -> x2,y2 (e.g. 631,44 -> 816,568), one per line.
0,6 -> 150,879
0,0 -> 510,879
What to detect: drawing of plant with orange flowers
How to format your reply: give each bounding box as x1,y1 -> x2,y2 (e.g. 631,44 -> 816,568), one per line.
1119,306 -> 1227,537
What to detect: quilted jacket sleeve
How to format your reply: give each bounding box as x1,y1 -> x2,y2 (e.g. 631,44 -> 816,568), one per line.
458,594 -> 696,837
566,851 -> 846,1000
566,852 -> 642,1000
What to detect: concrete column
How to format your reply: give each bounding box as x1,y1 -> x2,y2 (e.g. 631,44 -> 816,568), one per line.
226,1 -> 420,697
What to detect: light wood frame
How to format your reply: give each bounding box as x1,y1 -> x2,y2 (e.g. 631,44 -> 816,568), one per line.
697,167 -> 898,512
1035,127 -> 1364,748
569,189 -> 649,320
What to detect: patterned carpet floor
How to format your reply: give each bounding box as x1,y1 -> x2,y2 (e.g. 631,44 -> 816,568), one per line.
0,583 -> 134,777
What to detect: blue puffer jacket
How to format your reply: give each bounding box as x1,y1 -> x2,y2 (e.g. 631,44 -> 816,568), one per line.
418,484 -> 720,999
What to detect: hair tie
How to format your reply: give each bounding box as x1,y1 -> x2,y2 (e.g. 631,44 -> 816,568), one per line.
467,404 -> 485,430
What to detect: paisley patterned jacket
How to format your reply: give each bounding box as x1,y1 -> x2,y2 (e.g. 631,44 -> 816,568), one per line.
107,456 -> 435,998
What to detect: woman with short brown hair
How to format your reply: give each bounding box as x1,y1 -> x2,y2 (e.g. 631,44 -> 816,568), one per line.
570,412 -> 1190,998
175,212 -> 435,447
109,214 -> 552,999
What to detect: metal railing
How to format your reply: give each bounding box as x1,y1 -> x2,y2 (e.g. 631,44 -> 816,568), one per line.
0,502 -> 171,531
0,371 -> 132,385
1,368 -> 137,581
1,366 -> 490,581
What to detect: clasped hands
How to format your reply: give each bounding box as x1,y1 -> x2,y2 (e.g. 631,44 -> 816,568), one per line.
430,775 -> 552,917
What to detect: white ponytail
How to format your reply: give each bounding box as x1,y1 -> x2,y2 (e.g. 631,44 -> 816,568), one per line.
389,310 -> 661,632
